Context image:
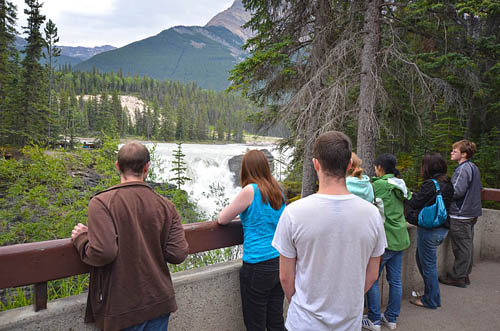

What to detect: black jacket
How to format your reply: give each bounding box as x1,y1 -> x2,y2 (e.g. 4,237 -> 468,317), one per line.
405,176 -> 454,228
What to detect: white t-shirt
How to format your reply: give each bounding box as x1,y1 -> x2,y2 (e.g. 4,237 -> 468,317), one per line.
272,193 -> 387,331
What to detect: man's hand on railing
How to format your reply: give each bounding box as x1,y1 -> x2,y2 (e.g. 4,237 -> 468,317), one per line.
71,223 -> 88,241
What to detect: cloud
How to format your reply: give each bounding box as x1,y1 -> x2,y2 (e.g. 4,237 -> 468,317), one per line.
46,0 -> 117,17
12,0 -> 234,47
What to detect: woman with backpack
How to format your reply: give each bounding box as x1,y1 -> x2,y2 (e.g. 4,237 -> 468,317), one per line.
405,153 -> 454,309
363,154 -> 411,331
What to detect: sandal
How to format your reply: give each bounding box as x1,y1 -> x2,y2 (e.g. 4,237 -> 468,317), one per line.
409,298 -> 433,309
411,290 -> 423,298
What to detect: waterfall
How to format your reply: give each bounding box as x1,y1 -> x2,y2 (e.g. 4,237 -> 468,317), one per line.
143,142 -> 288,217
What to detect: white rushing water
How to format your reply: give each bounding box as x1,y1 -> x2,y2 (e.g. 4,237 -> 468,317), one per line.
142,142 -> 289,218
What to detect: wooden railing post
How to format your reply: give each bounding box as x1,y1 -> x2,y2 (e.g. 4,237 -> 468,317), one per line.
34,282 -> 48,311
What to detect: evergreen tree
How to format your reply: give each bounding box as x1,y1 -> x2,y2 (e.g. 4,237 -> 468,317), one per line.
97,92 -> 118,137
144,106 -> 152,140
0,0 -> 17,144
216,117 -> 224,141
20,0 -> 47,144
159,105 -> 175,141
170,143 -> 191,189
43,19 -> 60,141
58,89 -> 69,146
230,0 -> 368,196
111,90 -> 123,135
175,104 -> 185,140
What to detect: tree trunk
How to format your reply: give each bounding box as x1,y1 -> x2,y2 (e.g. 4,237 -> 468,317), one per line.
357,0 -> 382,177
301,119 -> 319,198
300,0 -> 329,198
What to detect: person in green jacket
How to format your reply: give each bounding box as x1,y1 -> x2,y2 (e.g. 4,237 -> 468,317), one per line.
362,154 -> 411,331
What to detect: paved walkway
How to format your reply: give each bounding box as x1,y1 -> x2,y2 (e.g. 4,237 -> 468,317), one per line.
395,261 -> 500,331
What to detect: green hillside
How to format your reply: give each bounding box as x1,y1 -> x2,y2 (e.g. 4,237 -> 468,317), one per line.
74,26 -> 244,91
53,54 -> 81,67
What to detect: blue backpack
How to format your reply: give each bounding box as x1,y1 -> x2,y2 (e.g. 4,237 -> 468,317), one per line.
418,179 -> 447,229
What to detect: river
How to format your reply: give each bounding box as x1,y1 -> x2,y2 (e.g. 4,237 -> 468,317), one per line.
141,142 -> 289,217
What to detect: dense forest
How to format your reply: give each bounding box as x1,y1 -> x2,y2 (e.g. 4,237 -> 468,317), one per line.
8,68 -> 276,144
231,0 -> 500,194
0,0 -> 281,148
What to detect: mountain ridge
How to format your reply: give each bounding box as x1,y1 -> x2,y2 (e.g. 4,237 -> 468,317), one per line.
73,0 -> 251,90
14,36 -> 115,66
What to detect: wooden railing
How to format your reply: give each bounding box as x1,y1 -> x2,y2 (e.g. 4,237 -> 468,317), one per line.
0,220 -> 243,311
481,188 -> 500,202
1,188 -> 499,312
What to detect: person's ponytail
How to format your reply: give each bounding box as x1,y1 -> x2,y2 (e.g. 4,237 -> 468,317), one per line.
374,153 -> 400,177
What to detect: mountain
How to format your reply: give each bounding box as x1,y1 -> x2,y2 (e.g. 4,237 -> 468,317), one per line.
14,36 -> 115,67
74,0 -> 252,91
205,0 -> 253,41
58,45 -> 116,61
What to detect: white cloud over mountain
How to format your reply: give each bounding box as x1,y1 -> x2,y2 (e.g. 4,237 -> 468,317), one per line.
11,0 -> 233,47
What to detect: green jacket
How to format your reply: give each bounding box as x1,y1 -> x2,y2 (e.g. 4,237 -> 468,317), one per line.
372,174 -> 411,251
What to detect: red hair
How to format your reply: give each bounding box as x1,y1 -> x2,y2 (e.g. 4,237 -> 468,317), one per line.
240,150 -> 284,210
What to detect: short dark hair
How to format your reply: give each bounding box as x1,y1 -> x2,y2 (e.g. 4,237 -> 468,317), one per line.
421,153 -> 448,181
374,153 -> 401,177
313,131 -> 352,178
117,142 -> 150,176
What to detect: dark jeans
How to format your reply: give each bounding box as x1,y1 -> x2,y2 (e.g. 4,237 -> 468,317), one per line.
449,217 -> 477,279
416,227 -> 448,309
122,313 -> 170,331
240,257 -> 285,331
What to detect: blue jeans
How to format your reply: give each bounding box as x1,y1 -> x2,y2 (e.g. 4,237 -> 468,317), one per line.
122,313 -> 171,331
416,227 -> 448,309
366,249 -> 403,324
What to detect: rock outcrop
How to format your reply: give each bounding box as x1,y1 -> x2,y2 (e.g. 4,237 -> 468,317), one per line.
228,149 -> 274,187
205,0 -> 254,41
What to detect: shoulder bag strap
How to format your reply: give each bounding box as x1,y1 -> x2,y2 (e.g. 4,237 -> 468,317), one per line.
431,179 -> 441,194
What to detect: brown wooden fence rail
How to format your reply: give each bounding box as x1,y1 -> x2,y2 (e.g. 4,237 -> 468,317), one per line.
0,220 -> 243,311
1,188 -> 499,312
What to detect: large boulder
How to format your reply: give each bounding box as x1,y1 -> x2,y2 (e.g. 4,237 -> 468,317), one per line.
228,149 -> 274,187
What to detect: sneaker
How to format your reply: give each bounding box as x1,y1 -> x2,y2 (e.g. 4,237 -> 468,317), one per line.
381,313 -> 397,330
362,318 -> 381,331
465,275 -> 471,285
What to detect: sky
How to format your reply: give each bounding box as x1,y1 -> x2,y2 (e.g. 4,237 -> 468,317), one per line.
12,0 -> 234,47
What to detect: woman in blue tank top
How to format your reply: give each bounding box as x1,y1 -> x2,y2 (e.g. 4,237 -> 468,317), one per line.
218,150 -> 286,331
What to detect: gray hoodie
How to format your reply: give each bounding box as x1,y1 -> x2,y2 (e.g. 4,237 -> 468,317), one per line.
450,160 -> 482,218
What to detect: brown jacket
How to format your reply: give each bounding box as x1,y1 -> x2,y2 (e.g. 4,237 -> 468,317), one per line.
73,181 -> 189,331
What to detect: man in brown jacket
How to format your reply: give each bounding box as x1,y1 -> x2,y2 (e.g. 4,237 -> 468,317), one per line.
71,142 -> 189,331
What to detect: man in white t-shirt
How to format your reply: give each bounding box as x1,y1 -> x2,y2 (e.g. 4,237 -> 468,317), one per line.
272,131 -> 387,331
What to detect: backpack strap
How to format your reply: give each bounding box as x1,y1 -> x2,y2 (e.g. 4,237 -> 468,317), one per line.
370,182 -> 376,203
431,179 -> 441,193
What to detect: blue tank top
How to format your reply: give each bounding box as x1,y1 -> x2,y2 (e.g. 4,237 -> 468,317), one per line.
240,183 -> 285,263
